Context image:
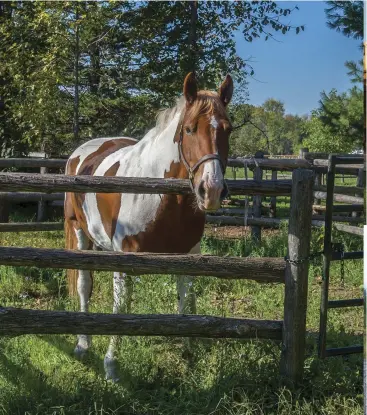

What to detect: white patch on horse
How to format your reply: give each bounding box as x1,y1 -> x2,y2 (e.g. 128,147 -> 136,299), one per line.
112,112 -> 182,250
202,159 -> 223,186
82,193 -> 113,250
210,115 -> 219,129
74,228 -> 93,311
68,137 -> 136,174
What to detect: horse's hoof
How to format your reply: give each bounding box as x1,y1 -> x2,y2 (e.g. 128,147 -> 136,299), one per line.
74,344 -> 88,360
104,357 -> 120,383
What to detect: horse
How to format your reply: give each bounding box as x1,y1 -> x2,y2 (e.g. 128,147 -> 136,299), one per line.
64,72 -> 234,381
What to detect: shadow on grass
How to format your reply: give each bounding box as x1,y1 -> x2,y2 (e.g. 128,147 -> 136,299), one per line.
0,332 -> 362,415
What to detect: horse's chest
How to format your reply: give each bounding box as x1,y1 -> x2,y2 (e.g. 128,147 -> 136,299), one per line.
82,193 -> 205,253
116,194 -> 205,253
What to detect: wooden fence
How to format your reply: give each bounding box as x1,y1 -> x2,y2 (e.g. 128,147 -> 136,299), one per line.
0,168 -> 315,384
0,150 -> 364,239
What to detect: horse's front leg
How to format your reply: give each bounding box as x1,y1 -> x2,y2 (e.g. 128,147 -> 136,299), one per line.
177,242 -> 200,356
104,272 -> 133,382
74,229 -> 93,359
176,242 -> 200,315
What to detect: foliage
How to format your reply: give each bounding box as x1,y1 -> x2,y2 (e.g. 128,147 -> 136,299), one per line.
325,1 -> 363,40
303,2 -> 364,154
303,87 -> 363,153
229,99 -> 306,156
0,1 -> 302,156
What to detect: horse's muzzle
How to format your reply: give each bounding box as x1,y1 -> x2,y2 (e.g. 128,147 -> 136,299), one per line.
196,179 -> 227,212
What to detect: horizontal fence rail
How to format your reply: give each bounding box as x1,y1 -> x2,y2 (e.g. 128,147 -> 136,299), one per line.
0,222 -> 64,232
0,308 -> 283,339
207,215 -> 364,227
313,185 -> 364,197
0,173 -> 364,201
0,173 -> 293,196
227,158 -> 311,170
207,216 -> 283,228
0,247 -> 285,283
313,204 -> 365,213
313,191 -> 364,205
206,216 -> 363,235
0,158 -> 67,168
1,156 -> 364,174
0,192 -> 64,202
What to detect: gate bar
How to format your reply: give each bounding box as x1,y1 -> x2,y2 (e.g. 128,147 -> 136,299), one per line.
328,298 -> 364,308
331,251 -> 363,261
325,345 -> 363,357
318,155 -> 337,359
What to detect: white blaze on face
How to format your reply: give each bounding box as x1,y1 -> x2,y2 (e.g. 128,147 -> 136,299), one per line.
210,115 -> 219,129
199,116 -> 224,211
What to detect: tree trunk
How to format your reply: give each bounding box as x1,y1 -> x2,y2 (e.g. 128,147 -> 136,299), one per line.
73,5 -> 80,144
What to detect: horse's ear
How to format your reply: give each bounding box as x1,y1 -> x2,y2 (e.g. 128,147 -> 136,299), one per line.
183,72 -> 197,105
218,74 -> 233,107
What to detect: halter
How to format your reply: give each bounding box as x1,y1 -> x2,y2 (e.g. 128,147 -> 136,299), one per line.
178,124 -> 225,191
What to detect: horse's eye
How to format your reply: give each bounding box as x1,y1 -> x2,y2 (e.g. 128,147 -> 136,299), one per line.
185,127 -> 191,135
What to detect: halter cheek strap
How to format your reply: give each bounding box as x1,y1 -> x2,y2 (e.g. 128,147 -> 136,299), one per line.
178,125 -> 225,191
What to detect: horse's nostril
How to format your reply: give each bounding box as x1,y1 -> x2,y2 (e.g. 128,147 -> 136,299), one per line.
197,181 -> 206,200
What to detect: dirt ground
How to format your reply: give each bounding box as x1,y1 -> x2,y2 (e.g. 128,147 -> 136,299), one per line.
204,224 -> 280,239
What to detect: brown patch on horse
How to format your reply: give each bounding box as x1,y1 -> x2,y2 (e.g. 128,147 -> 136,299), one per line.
66,155 -> 80,176
78,138 -> 136,176
96,161 -> 121,240
121,193 -> 205,253
70,138 -> 136,243
121,158 -> 205,253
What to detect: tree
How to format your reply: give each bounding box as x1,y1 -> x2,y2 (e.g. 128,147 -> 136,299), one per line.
0,1 -> 303,155
324,0 -> 364,153
325,1 -> 363,39
302,87 -> 363,153
229,99 -> 305,156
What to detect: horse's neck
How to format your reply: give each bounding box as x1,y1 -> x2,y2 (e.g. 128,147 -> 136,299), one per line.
129,110 -> 184,179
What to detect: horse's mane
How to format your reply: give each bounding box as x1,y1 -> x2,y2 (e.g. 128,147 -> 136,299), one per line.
155,91 -> 228,135
155,97 -> 185,135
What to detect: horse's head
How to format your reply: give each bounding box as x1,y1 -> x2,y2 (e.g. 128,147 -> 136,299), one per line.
179,72 -> 233,212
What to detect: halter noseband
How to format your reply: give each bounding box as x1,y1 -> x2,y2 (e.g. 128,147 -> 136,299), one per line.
178,124 -> 225,191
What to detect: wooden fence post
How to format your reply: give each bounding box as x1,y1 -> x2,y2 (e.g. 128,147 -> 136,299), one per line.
36,166 -> 48,222
270,170 -> 277,218
314,173 -> 322,205
0,193 -> 9,223
280,168 -> 314,385
232,167 -> 236,180
252,151 -> 264,242
298,147 -> 309,159
352,168 -> 365,218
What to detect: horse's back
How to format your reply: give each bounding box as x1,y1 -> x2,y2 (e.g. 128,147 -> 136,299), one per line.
66,137 -> 138,176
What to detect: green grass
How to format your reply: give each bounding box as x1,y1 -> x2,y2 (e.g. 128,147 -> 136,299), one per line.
0,215 -> 363,415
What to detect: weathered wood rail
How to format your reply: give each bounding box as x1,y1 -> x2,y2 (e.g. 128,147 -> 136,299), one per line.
0,155 -> 364,174
0,308 -> 283,339
0,246 -> 285,283
207,215 -> 364,227
0,173 -> 293,196
0,222 -> 64,232
0,192 -> 64,202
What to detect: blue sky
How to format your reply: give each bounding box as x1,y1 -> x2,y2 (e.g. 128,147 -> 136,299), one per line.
234,1 -> 362,116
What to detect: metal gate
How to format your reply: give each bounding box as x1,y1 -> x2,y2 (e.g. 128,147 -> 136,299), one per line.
318,154 -> 364,358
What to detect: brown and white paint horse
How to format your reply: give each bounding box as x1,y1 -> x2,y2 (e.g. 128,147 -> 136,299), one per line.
65,72 -> 233,380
